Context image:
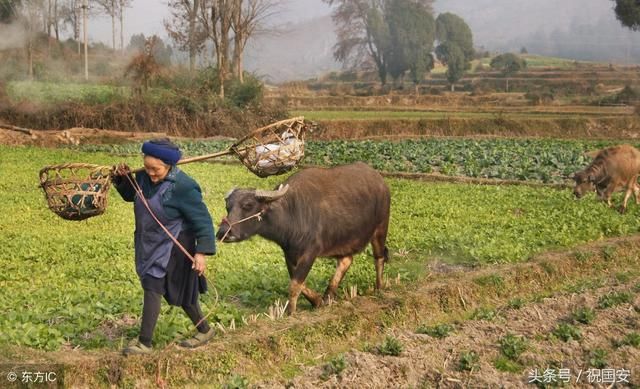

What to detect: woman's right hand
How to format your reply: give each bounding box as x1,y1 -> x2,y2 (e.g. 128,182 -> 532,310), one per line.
112,163 -> 131,177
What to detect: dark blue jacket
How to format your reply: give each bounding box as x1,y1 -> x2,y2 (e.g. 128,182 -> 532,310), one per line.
113,167 -> 216,255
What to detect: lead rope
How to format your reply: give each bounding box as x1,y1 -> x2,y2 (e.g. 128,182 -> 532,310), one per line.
124,173 -> 217,330
219,211 -> 264,242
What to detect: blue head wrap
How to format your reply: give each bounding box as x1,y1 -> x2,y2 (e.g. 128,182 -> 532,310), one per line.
141,138 -> 182,165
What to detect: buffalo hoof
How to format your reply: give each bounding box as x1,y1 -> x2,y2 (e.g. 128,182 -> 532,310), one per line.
618,205 -> 627,214
322,295 -> 336,306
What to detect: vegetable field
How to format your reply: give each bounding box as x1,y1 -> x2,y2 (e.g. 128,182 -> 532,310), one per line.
1,144 -> 640,355
84,138 -> 632,184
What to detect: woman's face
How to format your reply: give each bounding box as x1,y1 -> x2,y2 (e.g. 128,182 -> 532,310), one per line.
143,155 -> 170,183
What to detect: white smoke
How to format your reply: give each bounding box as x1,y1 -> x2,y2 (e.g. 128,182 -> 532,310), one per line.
0,23 -> 27,51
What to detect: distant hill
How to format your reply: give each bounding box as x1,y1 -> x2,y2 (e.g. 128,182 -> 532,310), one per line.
242,0 -> 640,82
434,0 -> 640,64
243,15 -> 340,84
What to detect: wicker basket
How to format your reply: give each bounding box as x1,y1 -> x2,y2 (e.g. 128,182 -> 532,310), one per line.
231,117 -> 308,178
39,163 -> 112,221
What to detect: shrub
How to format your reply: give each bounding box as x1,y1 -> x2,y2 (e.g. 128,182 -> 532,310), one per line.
223,374 -> 248,389
571,307 -> 595,324
458,351 -> 479,371
598,291 -> 632,309
377,336 -> 404,356
471,307 -> 497,321
588,349 -> 608,369
320,354 -> 347,380
227,74 -> 264,108
499,333 -> 528,360
416,323 -> 454,338
618,332 -> 640,348
553,323 -> 581,342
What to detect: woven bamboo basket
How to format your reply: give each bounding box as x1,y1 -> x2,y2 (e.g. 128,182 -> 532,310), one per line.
39,163 -> 113,221
231,117 -> 307,178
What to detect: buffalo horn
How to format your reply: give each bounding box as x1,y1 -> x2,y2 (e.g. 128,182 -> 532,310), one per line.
255,184 -> 289,201
224,187 -> 237,200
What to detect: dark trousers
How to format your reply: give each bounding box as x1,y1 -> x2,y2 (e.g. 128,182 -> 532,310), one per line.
139,289 -> 210,347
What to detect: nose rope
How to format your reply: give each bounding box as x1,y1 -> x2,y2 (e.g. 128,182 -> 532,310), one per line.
220,211 -> 264,242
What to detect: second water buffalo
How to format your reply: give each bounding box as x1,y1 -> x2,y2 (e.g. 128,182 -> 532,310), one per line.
572,144 -> 640,213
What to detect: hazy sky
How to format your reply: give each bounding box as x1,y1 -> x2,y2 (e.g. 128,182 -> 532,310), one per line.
90,0 -> 333,45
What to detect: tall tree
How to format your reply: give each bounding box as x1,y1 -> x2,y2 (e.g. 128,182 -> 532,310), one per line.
59,0 -> 80,53
230,0 -> 280,83
434,12 -> 473,91
165,0 -> 204,71
613,0 -> 640,31
118,0 -> 132,54
436,41 -> 464,91
96,0 -> 118,50
386,0 -> 434,90
200,0 -> 233,97
323,0 -> 433,85
17,0 -> 44,78
435,12 -> 473,60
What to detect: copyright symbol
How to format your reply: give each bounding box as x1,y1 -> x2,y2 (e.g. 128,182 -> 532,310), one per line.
6,372 -> 17,382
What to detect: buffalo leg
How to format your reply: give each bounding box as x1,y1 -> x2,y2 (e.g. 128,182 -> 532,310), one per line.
601,184 -> 615,208
287,256 -> 319,315
620,177 -> 638,213
621,185 -> 633,213
371,223 -> 389,290
323,255 -> 353,303
285,253 -> 322,309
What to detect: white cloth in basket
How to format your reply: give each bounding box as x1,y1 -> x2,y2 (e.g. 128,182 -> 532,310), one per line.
255,130 -> 302,169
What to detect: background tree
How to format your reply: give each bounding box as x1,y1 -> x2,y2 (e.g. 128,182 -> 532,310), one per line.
59,0 -> 80,53
200,0 -> 233,97
490,52 -> 526,92
16,0 -> 45,78
230,0 -> 281,83
95,0 -> 118,50
435,12 -> 473,60
435,41 -> 464,91
613,0 -> 640,31
165,0 -> 205,71
1,0 -> 22,23
124,36 -> 163,94
386,0 -> 434,92
118,0 -> 132,53
127,33 -> 173,66
434,12 -> 473,91
323,0 -> 433,86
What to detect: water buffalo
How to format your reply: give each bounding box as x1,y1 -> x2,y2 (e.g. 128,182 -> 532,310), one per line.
216,162 -> 391,314
572,144 -> 640,213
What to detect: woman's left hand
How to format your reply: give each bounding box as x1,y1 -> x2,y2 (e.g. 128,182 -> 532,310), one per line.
192,253 -> 207,276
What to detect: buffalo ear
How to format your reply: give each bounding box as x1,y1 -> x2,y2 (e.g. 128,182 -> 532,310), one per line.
255,184 -> 289,202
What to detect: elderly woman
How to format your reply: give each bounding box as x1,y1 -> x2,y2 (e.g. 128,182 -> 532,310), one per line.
112,138 -> 216,355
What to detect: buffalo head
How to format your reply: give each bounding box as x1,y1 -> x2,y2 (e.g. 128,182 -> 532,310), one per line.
571,171 -> 595,199
216,184 -> 289,242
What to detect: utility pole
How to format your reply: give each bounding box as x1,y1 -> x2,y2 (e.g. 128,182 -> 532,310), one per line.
82,0 -> 88,80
